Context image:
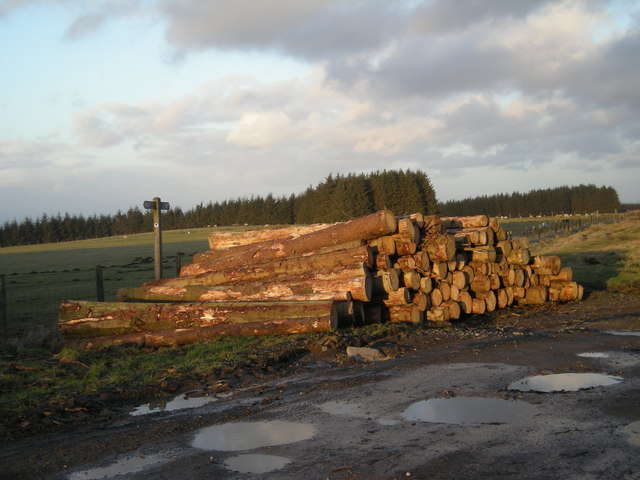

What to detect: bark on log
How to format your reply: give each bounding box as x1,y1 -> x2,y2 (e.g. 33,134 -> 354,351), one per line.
59,300 -> 346,338
207,224 -> 331,250
422,215 -> 443,234
183,210 -> 396,276
442,215 -> 489,229
118,270 -> 372,303
156,247 -> 373,288
67,316 -> 337,350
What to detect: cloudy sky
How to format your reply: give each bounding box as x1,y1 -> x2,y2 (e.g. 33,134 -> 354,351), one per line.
1,0 -> 639,223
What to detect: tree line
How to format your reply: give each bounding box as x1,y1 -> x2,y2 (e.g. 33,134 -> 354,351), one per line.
0,170 -> 437,247
438,184 -> 621,218
0,174 -> 622,247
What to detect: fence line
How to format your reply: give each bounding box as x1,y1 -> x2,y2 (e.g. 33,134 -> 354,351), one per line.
1,257 -> 183,339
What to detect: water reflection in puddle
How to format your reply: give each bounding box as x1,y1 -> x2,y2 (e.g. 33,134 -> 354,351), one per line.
131,394 -> 217,416
576,352 -> 610,358
192,420 -> 315,451
621,421 -> 640,446
508,373 -> 622,392
401,397 -> 535,425
377,419 -> 399,426
603,330 -> 640,337
68,454 -> 163,480
223,454 -> 291,473
319,400 -> 366,417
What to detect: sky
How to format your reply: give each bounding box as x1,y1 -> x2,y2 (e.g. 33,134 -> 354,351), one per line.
1,0 -> 639,223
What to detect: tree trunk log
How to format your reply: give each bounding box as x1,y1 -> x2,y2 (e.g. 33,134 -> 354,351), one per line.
59,300 -> 346,338
372,269 -> 400,294
458,290 -> 473,314
208,224 -> 330,250
548,267 -> 573,282
183,210 -> 396,276
386,305 -> 422,324
506,248 -> 531,266
520,286 -> 548,305
368,235 -> 396,255
118,270 -> 372,303
531,255 -> 562,276
382,287 -> 411,306
426,306 -> 450,322
442,215 -> 489,229
67,316 -> 337,350
156,247 -> 373,288
421,235 -> 456,262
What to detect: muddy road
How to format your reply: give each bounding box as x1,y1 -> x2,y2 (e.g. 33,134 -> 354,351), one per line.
1,292 -> 639,480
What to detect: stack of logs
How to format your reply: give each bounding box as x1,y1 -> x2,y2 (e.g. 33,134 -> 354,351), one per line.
58,210 -> 583,349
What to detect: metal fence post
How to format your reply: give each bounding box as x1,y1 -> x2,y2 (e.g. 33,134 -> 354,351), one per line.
95,265 -> 104,302
0,275 -> 7,337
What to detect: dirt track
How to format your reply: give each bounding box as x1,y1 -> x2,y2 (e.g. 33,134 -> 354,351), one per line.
1,291 -> 639,480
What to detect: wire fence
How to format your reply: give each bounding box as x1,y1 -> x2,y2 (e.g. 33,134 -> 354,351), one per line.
0,257 -> 182,339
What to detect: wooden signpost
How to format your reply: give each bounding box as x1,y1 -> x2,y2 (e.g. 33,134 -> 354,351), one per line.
143,197 -> 170,280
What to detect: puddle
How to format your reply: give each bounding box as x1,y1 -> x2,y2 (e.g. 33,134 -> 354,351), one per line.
401,397 -> 536,425
223,454 -> 291,474
508,373 -> 622,392
603,330 -> 640,337
319,400 -> 366,417
68,454 -> 164,480
576,352 -> 610,358
377,419 -> 399,426
192,420 -> 315,451
621,421 -> 640,446
131,393 -> 217,416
